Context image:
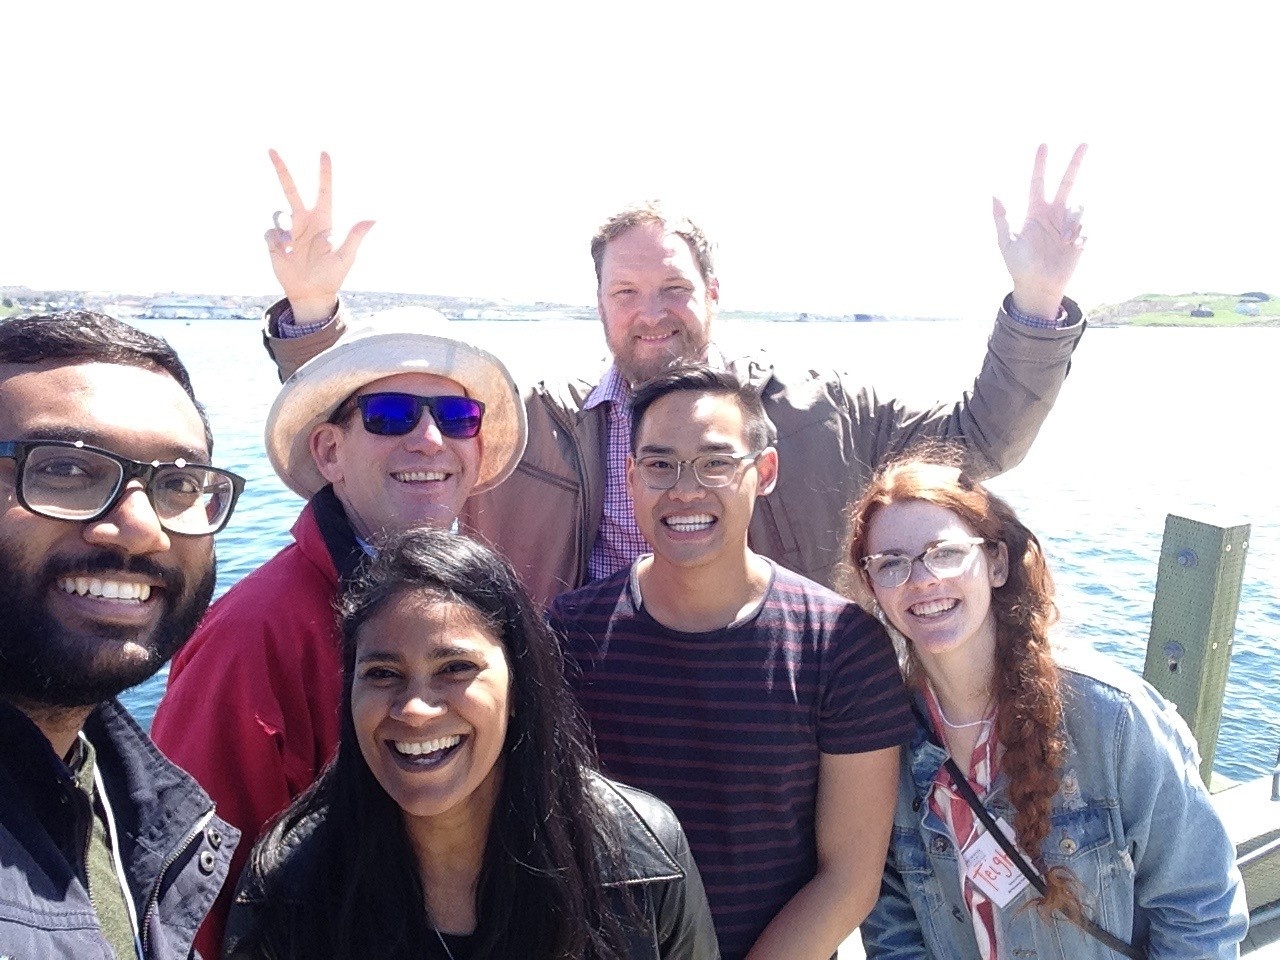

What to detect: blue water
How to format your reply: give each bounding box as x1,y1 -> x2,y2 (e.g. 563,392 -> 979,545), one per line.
120,316 -> 1280,782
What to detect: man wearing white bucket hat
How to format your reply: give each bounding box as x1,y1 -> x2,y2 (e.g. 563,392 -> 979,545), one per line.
152,305 -> 526,960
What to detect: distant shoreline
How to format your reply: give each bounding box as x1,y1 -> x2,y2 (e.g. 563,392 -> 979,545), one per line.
3,289 -> 1278,328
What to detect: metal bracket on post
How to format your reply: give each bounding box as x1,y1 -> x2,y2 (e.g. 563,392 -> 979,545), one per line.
1142,514 -> 1249,788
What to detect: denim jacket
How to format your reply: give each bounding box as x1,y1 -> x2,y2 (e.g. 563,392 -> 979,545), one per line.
861,653 -> 1248,960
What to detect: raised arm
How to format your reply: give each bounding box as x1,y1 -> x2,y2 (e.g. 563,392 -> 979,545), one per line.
838,144 -> 1091,485
264,150 -> 374,323
994,143 -> 1088,321
260,151 -> 371,379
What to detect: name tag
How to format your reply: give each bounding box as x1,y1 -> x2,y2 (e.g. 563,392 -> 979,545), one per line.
962,816 -> 1030,908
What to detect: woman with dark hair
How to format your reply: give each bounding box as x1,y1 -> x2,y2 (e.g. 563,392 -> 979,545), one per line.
223,528 -> 718,960
842,453 -> 1247,960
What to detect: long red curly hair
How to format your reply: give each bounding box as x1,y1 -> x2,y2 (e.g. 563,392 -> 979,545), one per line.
841,449 -> 1084,922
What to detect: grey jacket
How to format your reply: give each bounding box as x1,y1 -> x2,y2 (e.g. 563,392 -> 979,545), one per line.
224,774 -> 719,959
0,699 -> 239,960
265,299 -> 1084,607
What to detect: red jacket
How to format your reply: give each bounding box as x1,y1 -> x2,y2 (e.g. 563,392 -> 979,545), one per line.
152,495 -> 353,960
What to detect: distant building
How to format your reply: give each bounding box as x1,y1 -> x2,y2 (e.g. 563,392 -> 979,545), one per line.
142,296 -> 242,319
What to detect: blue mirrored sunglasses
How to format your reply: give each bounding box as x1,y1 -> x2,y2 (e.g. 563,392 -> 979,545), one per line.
333,392 -> 485,439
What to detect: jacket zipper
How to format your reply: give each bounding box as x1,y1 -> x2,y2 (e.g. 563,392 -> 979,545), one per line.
138,807 -> 216,957
81,796 -> 98,918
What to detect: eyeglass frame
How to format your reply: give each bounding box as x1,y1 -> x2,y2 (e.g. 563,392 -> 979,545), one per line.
0,439 -> 246,536
329,391 -> 485,440
860,536 -> 992,588
631,450 -> 767,491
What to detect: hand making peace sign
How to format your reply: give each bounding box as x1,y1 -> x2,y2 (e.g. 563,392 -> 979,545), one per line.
263,150 -> 375,324
994,143 -> 1088,321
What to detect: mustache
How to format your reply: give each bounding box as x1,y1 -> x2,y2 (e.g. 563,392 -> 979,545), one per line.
41,550 -> 185,593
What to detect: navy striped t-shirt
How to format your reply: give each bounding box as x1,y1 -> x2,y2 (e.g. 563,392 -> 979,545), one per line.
548,560 -> 913,960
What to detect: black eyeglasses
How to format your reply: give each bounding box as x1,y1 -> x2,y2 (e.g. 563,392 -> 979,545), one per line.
332,392 -> 484,440
860,537 -> 990,589
0,440 -> 245,536
633,451 -> 763,490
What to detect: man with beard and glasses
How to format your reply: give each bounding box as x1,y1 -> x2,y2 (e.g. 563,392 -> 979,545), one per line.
151,305 -> 527,960
0,311 -> 245,959
257,146 -> 1089,609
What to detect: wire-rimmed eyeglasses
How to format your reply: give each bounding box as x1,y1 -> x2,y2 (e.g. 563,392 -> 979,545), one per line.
633,451 -> 764,490
860,537 -> 990,588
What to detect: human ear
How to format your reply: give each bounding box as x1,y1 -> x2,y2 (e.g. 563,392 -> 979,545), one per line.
988,541 -> 1009,588
625,454 -> 639,498
309,423 -> 347,484
754,447 -> 779,496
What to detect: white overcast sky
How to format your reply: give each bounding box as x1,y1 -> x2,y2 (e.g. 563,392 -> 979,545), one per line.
2,2 -> 1277,319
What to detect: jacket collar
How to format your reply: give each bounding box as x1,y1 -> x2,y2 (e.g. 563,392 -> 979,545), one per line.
0,698 -> 228,907
90,700 -> 227,916
302,485 -> 368,588
0,700 -> 85,871
590,776 -> 684,885
0,698 -> 77,788
259,773 -> 687,892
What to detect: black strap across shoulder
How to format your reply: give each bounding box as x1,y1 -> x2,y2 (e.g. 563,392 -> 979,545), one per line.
942,758 -> 1146,960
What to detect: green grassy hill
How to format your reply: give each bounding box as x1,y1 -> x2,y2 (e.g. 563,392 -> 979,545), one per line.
1090,293 -> 1280,327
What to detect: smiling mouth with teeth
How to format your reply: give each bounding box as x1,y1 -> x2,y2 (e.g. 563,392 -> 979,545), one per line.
909,598 -> 958,618
392,734 -> 463,764
393,470 -> 449,483
663,514 -> 716,533
58,577 -> 153,602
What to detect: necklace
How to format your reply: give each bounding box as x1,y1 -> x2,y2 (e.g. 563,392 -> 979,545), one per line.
935,698 -> 994,730
433,927 -> 458,960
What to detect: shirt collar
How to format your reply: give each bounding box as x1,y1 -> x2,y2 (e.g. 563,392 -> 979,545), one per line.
583,363 -> 630,412
583,344 -> 732,412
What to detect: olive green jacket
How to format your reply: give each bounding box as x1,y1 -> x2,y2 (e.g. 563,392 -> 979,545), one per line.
264,299 -> 1085,608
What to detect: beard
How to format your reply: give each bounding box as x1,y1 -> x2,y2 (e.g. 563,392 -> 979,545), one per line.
605,313 -> 714,387
0,539 -> 216,708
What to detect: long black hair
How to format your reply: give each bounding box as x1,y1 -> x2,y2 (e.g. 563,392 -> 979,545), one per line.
261,528 -> 631,959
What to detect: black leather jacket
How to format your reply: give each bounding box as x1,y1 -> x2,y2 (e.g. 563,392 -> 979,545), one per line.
224,774 -> 719,959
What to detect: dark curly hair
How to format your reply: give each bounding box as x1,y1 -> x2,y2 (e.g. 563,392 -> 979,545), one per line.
842,447 -> 1083,922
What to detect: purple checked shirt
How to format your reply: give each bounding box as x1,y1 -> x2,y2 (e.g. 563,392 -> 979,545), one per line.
583,365 -> 650,582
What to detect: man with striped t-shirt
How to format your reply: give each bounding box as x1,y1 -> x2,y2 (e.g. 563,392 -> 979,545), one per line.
549,365 -> 914,960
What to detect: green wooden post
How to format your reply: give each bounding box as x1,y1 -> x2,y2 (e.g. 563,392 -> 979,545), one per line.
1142,514 -> 1250,787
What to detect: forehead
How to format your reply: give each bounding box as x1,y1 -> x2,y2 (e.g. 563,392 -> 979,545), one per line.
867,499 -> 979,553
355,371 -> 468,398
0,361 -> 208,461
600,223 -> 703,283
637,390 -> 749,450
357,593 -> 503,654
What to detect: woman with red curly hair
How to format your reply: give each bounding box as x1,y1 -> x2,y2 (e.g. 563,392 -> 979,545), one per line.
843,454 -> 1246,960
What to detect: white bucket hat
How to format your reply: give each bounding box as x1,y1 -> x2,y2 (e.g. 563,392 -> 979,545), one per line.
265,306 -> 527,500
